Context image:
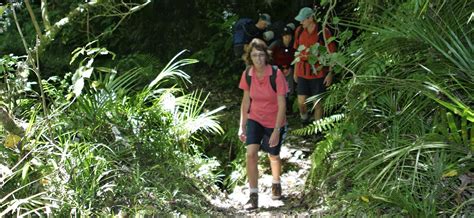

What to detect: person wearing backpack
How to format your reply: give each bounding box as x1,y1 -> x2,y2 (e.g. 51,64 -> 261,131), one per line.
233,13 -> 272,58
269,26 -> 296,112
293,7 -> 336,125
238,38 -> 288,210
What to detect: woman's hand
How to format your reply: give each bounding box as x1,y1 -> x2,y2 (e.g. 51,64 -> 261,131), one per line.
238,126 -> 247,143
269,129 -> 280,147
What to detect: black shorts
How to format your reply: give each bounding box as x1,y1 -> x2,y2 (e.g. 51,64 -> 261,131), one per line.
296,77 -> 326,97
245,119 -> 287,156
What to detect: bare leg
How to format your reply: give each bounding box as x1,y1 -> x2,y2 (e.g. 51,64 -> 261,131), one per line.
314,101 -> 323,121
268,154 -> 281,182
297,95 -> 308,119
246,144 -> 260,189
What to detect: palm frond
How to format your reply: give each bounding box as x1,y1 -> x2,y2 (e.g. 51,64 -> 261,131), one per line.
94,67 -> 142,94
148,50 -> 197,89
423,82 -> 474,122
172,90 -> 225,137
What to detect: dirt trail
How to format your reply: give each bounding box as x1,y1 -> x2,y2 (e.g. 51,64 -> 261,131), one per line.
209,126 -> 324,216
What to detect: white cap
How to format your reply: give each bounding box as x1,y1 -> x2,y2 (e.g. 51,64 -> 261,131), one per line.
286,23 -> 296,31
263,30 -> 274,41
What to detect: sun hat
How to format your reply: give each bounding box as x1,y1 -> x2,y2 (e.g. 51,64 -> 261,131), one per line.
259,13 -> 272,25
295,7 -> 314,22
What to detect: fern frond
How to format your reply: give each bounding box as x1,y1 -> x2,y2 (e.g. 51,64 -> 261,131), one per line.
292,114 -> 345,136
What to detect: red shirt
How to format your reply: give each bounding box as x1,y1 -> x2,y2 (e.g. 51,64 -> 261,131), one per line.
293,25 -> 336,79
271,41 -> 295,70
239,65 -> 288,128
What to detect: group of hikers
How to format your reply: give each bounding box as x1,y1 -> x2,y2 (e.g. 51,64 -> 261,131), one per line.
234,6 -> 337,210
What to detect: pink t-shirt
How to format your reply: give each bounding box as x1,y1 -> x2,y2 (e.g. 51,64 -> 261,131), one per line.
239,65 -> 288,128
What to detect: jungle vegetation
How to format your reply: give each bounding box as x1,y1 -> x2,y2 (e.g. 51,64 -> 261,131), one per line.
0,0 -> 472,216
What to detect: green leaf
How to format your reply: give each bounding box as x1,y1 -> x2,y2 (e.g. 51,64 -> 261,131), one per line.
86,58 -> 94,68
73,77 -> 85,97
70,47 -> 85,65
328,52 -> 346,65
22,162 -> 30,181
339,30 -> 353,44
86,48 -> 101,56
332,17 -> 340,25
0,6 -> 6,15
71,67 -> 82,83
308,55 -> 317,65
326,36 -> 336,43
82,67 -> 93,78
446,112 -> 462,144
460,117 -> 468,145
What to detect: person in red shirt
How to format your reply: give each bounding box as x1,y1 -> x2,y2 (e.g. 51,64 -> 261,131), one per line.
270,26 -> 296,100
238,38 -> 288,210
293,7 -> 336,124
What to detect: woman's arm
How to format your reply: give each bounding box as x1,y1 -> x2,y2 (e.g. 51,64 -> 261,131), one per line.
269,94 -> 286,147
238,90 -> 251,142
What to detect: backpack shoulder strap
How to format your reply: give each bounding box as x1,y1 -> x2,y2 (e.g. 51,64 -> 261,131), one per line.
247,66 -> 277,92
270,65 -> 278,92
245,66 -> 251,89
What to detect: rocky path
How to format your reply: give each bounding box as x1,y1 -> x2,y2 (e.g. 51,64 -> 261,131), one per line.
209,125 -> 324,216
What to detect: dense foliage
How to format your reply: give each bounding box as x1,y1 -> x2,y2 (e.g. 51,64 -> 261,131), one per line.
0,0 -> 472,216
298,0 -> 473,216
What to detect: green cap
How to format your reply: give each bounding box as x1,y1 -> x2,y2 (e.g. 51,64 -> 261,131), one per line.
295,7 -> 314,22
259,13 -> 272,25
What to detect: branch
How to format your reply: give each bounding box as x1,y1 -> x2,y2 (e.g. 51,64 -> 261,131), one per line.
0,107 -> 25,137
43,0 -> 151,49
95,0 -> 151,39
24,0 -> 44,40
41,0 -> 51,31
11,4 -> 50,121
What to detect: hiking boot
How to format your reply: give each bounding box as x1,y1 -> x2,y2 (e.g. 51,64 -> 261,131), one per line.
271,183 -> 282,200
243,193 -> 258,210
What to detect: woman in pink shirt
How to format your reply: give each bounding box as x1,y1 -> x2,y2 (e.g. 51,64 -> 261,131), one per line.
238,38 -> 288,210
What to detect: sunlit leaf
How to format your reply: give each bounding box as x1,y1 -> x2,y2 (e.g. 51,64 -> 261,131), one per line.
21,162 -> 30,181
4,133 -> 21,149
82,67 -> 93,78
0,6 -> 6,15
361,196 -> 370,202
326,36 -> 336,43
86,58 -> 94,68
73,77 -> 84,97
442,169 -> 458,178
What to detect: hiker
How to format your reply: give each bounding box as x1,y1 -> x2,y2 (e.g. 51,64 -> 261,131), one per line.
270,26 -> 296,112
233,13 -> 272,59
293,7 -> 336,125
238,38 -> 288,210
